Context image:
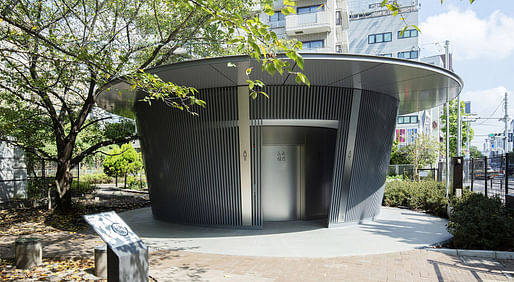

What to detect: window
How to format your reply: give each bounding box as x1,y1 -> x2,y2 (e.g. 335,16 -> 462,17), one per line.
302,40 -> 324,49
407,128 -> 418,143
379,53 -> 392,57
397,115 -> 418,124
398,29 -> 419,39
269,12 -> 285,28
297,5 -> 324,14
368,32 -> 392,44
335,44 -> 342,53
336,11 -> 342,25
397,50 -> 419,59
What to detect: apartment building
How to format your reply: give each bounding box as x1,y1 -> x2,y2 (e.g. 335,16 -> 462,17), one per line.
260,0 -> 443,148
347,0 -> 419,58
346,0 -> 441,148
260,0 -> 350,53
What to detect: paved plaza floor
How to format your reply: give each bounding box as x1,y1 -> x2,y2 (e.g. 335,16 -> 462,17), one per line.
117,207 -> 514,281
148,249 -> 514,281
120,206 -> 452,258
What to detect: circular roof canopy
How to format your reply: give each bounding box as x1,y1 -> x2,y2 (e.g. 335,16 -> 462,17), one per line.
97,54 -> 462,117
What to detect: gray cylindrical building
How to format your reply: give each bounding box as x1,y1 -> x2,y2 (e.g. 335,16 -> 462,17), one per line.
98,54 -> 462,228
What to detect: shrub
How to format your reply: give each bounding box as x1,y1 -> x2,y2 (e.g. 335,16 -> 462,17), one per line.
383,180 -> 448,217
383,180 -> 412,207
448,193 -> 514,251
126,175 -> 147,190
409,181 -> 447,217
80,173 -> 112,184
71,180 -> 96,194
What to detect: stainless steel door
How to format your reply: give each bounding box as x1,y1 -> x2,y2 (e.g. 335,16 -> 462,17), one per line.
262,145 -> 298,221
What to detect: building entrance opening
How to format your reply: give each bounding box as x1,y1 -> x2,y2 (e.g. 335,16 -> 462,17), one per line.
261,126 -> 337,222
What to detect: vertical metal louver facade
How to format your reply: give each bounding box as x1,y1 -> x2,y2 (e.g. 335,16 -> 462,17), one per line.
343,91 -> 399,223
135,85 -> 398,228
97,55 -> 462,230
134,87 -> 242,227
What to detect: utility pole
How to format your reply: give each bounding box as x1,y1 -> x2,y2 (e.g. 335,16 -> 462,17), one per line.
466,122 -> 470,158
457,91 -> 461,157
504,92 -> 509,153
445,40 -> 450,199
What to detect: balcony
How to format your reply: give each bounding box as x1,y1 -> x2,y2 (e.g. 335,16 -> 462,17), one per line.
286,11 -> 331,36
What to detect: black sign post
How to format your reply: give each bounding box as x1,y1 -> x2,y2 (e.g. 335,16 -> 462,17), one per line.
84,211 -> 148,282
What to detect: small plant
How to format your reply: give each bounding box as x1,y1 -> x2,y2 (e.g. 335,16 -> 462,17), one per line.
448,193 -> 514,251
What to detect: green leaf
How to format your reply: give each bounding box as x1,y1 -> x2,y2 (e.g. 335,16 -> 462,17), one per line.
399,26 -> 408,37
296,73 -> 310,86
247,80 -> 255,90
297,55 -> 304,70
264,4 -> 275,16
283,0 -> 296,7
266,62 -> 276,76
246,67 -> 253,75
258,91 -> 270,99
227,62 -> 237,68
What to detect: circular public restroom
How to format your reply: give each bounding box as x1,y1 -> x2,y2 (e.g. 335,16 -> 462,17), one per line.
97,54 -> 462,228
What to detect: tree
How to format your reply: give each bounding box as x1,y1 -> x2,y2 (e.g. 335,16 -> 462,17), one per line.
0,0 -> 306,210
404,134 -> 440,181
390,139 -> 409,165
390,134 -> 440,180
441,100 -> 474,158
469,146 -> 483,158
103,143 -> 143,189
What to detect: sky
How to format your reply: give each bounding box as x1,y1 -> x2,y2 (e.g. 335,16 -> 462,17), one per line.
417,0 -> 514,152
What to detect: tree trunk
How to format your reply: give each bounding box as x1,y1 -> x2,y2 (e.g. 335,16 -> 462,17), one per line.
54,161 -> 73,212
115,175 -> 118,187
124,174 -> 127,189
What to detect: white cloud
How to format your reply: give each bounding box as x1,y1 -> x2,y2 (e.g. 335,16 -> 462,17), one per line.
420,8 -> 514,60
461,86 -> 507,118
461,86 -> 510,147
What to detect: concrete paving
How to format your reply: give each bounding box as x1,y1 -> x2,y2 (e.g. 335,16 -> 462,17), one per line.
119,207 -> 452,258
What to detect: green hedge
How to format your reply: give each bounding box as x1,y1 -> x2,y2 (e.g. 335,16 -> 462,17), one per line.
448,193 -> 514,251
79,173 -> 113,184
383,180 -> 447,217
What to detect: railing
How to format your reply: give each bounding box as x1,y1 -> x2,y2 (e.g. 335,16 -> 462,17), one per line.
285,11 -> 331,36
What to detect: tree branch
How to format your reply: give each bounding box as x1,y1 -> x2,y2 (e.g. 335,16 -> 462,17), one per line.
137,6 -> 198,70
71,134 -> 138,165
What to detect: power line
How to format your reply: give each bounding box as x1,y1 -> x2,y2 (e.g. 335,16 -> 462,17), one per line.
476,98 -> 504,126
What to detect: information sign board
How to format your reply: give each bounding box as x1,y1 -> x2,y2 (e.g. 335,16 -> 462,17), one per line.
84,211 -> 141,248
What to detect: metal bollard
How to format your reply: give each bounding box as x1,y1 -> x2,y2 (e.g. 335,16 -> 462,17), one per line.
94,245 -> 107,278
15,237 -> 42,269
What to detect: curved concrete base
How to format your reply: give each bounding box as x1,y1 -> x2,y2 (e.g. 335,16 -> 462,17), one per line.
119,207 -> 452,258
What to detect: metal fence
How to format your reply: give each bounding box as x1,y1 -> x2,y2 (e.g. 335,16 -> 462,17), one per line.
0,157 -> 102,202
388,164 -> 438,181
463,154 -> 513,203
